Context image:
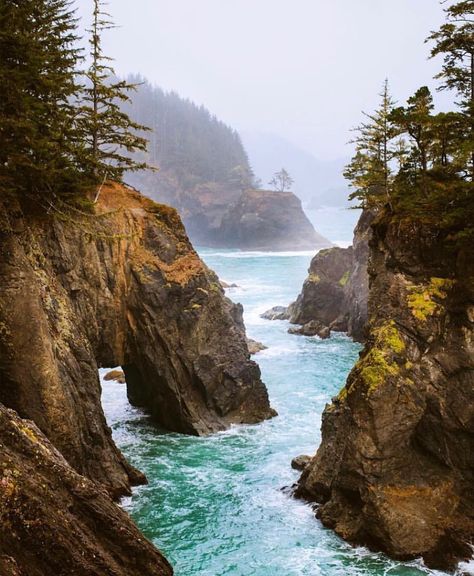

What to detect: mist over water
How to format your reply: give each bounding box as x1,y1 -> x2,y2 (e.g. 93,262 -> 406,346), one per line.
305,207 -> 361,246
101,248 -> 454,576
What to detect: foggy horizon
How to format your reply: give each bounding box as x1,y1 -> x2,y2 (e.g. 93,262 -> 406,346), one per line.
76,0 -> 453,163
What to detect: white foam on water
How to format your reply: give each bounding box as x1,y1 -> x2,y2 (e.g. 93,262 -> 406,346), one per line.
458,560 -> 474,575
457,546 -> 474,575
258,343 -> 298,358
201,250 -> 319,259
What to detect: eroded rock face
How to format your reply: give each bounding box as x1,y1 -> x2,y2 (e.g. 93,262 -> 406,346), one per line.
0,403 -> 172,576
296,214 -> 474,570
0,183 -> 274,497
218,189 -> 332,251
287,210 -> 373,341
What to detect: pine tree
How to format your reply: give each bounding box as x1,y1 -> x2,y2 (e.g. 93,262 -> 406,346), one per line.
0,0 -> 84,204
427,0 -> 474,178
79,0 -> 150,189
344,80 -> 397,209
391,87 -> 435,176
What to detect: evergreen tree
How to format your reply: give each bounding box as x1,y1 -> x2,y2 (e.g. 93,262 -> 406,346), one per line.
391,87 -> 435,177
427,0 -> 474,177
430,111 -> 466,169
121,76 -> 255,190
0,0 -> 84,204
344,80 -> 397,208
79,0 -> 149,187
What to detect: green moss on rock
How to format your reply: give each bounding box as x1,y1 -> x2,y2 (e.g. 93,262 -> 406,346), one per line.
339,270 -> 350,287
357,321 -> 405,394
407,277 -> 455,322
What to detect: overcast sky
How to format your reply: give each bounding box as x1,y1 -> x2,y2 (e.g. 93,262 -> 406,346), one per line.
76,0 -> 452,161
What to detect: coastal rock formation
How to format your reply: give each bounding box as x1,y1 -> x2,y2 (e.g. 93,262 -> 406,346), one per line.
0,403 -> 172,576
246,338 -> 268,354
0,183 -> 274,497
260,306 -> 289,321
218,189 -> 332,251
296,213 -> 474,570
286,210 -> 373,341
287,320 -> 330,339
132,170 -> 244,246
291,454 -> 312,471
104,369 -> 126,383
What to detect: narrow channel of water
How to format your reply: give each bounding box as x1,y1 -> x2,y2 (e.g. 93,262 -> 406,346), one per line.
101,248 -> 449,576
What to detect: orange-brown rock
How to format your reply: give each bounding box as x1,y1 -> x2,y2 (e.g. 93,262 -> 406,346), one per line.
0,182 -> 274,498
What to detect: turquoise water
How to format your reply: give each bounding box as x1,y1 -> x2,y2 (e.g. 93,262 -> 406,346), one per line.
101,249 -> 450,576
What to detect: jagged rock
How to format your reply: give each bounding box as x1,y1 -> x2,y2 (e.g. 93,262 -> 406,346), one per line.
104,369 -> 126,383
260,306 -> 290,321
246,338 -> 267,355
0,182 -> 275,498
217,189 -> 333,251
288,320 -> 330,339
220,280 -> 239,289
296,212 -> 474,571
0,403 -> 172,576
291,455 -> 312,471
287,210 -> 374,342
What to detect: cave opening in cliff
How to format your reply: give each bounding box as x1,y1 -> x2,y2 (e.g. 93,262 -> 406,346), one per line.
99,366 -> 143,432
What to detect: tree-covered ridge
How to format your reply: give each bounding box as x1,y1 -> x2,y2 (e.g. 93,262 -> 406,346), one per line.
344,0 -> 473,237
122,76 -> 255,191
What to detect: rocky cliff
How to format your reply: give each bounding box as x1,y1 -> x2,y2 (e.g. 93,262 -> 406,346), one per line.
129,170 -> 243,246
265,210 -> 372,340
0,182 -> 274,499
296,213 -> 474,570
0,403 -> 172,576
217,189 -> 332,251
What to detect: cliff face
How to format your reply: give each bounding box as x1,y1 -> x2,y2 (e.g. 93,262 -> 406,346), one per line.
217,189 -> 332,251
286,210 -> 373,341
129,170 -> 243,246
297,214 -> 474,570
0,403 -> 172,576
0,183 -> 274,498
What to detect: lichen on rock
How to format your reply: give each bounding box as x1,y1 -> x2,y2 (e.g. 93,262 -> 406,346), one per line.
407,277 -> 456,322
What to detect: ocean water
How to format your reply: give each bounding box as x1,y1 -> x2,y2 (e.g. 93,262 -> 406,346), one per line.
101,248 -> 454,576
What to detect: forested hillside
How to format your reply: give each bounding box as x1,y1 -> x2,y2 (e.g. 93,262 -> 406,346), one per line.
123,76 -> 254,188
122,77 -> 257,242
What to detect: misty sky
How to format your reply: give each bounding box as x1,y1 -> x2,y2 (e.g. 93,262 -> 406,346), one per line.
76,0 -> 452,161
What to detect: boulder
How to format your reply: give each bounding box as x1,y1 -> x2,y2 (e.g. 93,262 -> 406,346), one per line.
246,338 -> 268,355
104,369 -> 126,384
291,455 -> 312,471
260,306 -> 290,321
